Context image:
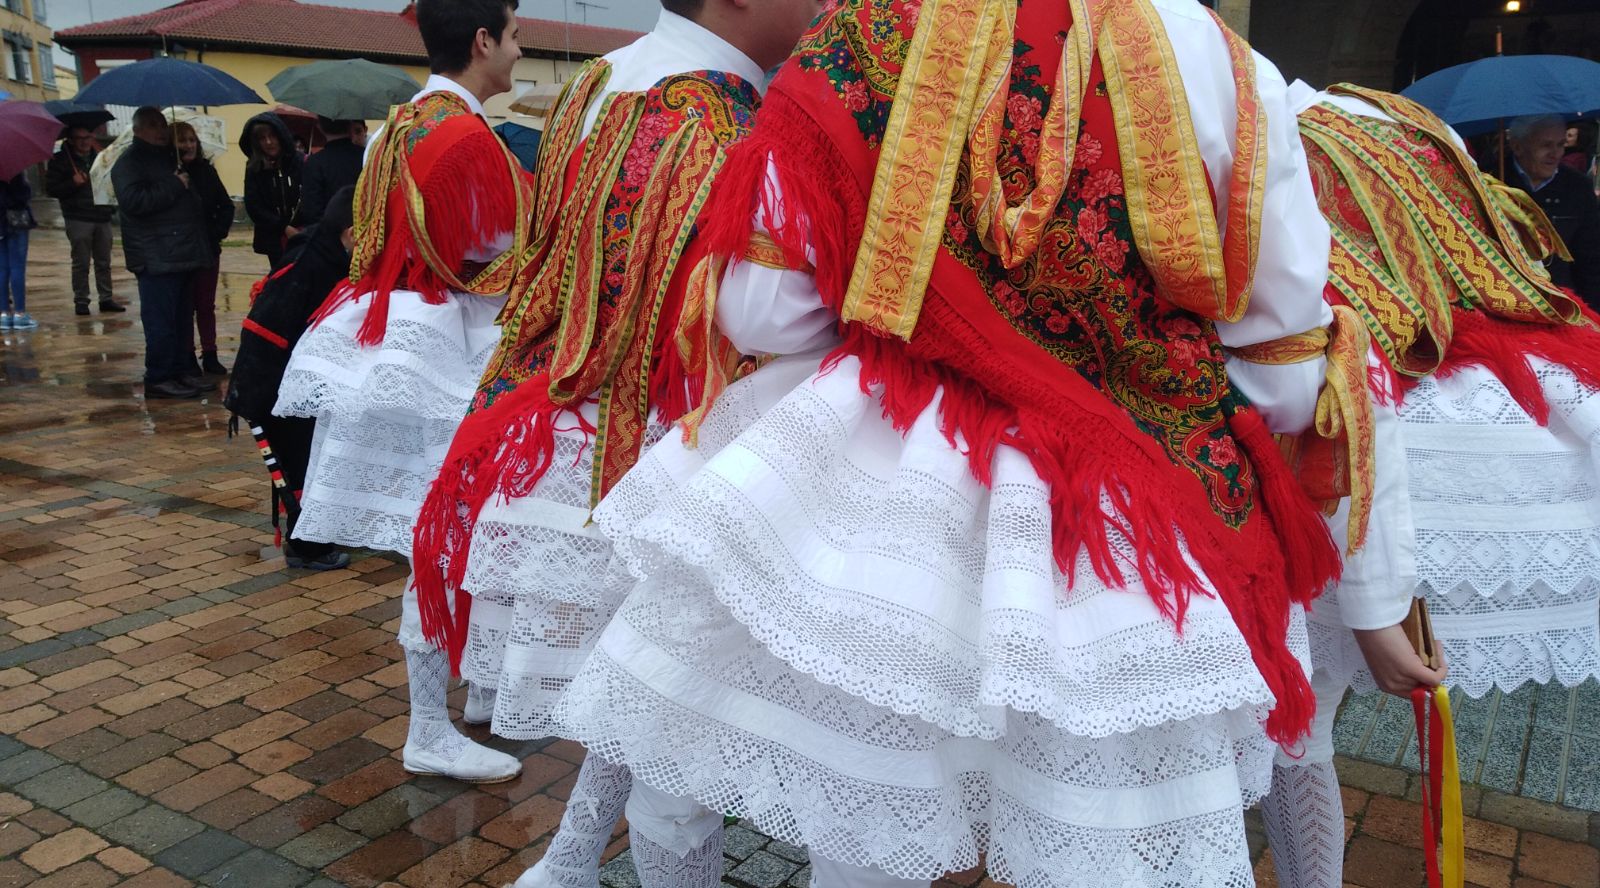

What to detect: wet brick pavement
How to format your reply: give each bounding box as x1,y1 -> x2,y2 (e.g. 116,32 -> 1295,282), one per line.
2,236 -> 1597,887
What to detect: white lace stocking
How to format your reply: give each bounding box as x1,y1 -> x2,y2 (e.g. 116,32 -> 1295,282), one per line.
406,647 -> 470,761
629,820 -> 723,888
1261,760 -> 1345,888
520,756 -> 632,886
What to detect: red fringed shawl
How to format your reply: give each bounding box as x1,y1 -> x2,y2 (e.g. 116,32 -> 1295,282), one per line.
700,0 -> 1337,744
412,62 -> 761,673
311,91 -> 531,346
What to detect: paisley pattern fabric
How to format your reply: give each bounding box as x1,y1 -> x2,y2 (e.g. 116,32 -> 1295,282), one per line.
787,0 -> 1252,523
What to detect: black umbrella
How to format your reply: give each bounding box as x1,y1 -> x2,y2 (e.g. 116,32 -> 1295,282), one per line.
76,57 -> 264,108
43,100 -> 113,132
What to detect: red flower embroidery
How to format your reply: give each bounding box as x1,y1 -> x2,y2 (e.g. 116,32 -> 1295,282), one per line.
1208,435 -> 1239,467
1075,133 -> 1103,169
948,214 -> 969,245
1007,93 -> 1043,135
1166,317 -> 1202,337
1081,168 -> 1122,204
1045,312 -> 1072,334
1076,205 -> 1108,242
994,280 -> 1026,317
843,79 -> 870,112
1095,231 -> 1128,272
1019,132 -> 1041,165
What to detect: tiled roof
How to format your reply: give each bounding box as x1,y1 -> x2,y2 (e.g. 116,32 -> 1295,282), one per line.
55,0 -> 640,61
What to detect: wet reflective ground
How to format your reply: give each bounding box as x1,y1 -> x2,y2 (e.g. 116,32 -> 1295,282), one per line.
1,239 -> 1596,887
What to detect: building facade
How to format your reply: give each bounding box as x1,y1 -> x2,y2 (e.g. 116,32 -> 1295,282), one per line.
55,0 -> 639,192
1,0 -> 62,102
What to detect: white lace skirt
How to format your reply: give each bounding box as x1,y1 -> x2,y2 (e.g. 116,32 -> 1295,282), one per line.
1309,360 -> 1600,697
553,352 -> 1304,887
458,416 -> 668,740
275,290 -> 503,557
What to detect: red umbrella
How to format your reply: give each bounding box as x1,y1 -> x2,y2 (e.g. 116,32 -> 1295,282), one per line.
0,100 -> 64,180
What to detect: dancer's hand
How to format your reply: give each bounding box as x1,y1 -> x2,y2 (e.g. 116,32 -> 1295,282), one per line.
1352,623 -> 1447,698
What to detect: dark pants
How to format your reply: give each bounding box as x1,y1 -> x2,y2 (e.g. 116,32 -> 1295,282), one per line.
185,262 -> 220,355
258,415 -> 336,559
64,219 -> 114,307
137,271 -> 192,385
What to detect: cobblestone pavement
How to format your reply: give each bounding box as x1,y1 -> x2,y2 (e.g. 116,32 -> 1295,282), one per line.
2,236 -> 1598,888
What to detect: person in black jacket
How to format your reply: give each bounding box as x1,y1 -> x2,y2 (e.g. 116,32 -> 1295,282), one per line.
1508,114 -> 1600,307
241,112 -> 302,270
111,107 -> 214,400
0,173 -> 37,330
296,118 -> 364,228
174,121 -> 235,377
45,127 -> 123,316
225,186 -> 356,570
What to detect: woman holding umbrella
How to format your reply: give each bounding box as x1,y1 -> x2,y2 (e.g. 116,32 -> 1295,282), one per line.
175,120 -> 235,376
241,113 -> 301,270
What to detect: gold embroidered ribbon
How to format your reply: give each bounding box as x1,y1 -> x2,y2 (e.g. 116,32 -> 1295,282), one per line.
841,0 -> 1265,341
743,231 -> 814,272
1232,305 -> 1374,553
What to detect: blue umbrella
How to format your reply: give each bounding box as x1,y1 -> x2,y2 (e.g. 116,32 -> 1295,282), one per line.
1401,55 -> 1600,137
75,57 -> 264,108
493,121 -> 542,173
0,88 -> 10,101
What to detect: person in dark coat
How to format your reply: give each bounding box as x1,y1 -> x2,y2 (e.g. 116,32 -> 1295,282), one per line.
296,118 -> 364,227
1509,114 -> 1600,307
112,107 -> 214,399
175,121 -> 236,377
241,112 -> 302,270
225,186 -> 356,570
45,126 -> 123,315
0,173 -> 37,330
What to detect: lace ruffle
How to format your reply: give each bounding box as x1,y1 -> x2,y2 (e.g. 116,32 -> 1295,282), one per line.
295,410 -> 458,556
1316,362 -> 1600,696
591,355 -> 1282,742
275,292 -> 501,423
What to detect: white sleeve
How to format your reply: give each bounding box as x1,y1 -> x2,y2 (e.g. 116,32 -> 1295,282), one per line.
714,159 -> 841,356
1327,362 -> 1418,630
1157,2 -> 1333,434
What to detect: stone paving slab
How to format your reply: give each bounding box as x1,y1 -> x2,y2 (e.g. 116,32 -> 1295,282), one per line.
2,241 -> 1597,888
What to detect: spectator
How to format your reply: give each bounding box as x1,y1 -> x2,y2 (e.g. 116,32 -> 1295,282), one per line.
45,127 -> 123,316
111,106 -> 213,400
1509,114 -> 1600,306
0,173 -> 37,331
1562,123 -> 1593,176
296,117 -> 363,227
241,113 -> 302,270
351,121 -> 369,149
224,185 -> 356,570
174,121 -> 235,377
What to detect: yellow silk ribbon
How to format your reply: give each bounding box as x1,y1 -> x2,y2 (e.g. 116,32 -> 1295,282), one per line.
1436,687 -> 1465,888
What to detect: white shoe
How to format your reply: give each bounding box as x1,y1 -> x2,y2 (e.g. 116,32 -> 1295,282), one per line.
509,858 -> 576,888
403,737 -> 522,783
463,683 -> 495,725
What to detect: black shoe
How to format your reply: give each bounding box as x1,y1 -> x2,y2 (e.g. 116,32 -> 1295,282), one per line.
179,375 -> 218,392
285,550 -> 351,571
146,379 -> 202,399
75,305 -> 90,317
201,353 -> 228,376
99,302 -> 126,313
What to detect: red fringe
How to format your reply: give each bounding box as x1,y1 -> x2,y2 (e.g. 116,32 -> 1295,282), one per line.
413,379 -> 570,673
310,128 -> 517,348
1432,309 -> 1600,426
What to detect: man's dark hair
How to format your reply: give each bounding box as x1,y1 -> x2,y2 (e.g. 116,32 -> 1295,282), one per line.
661,0 -> 706,16
417,0 -> 519,75
131,106 -> 165,129
317,117 -> 353,137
